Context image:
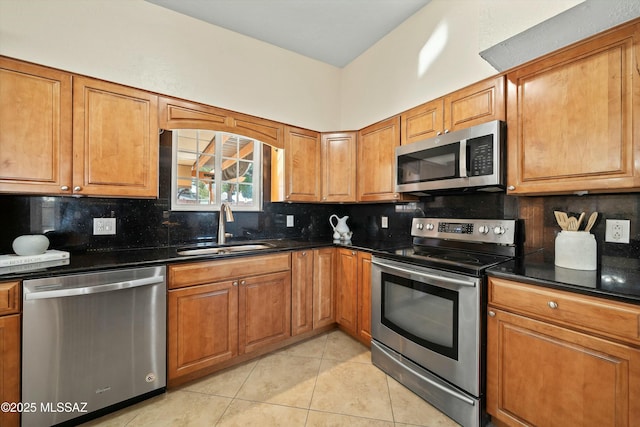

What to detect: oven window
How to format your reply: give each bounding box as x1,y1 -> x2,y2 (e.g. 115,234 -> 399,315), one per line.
381,272 -> 458,359
397,142 -> 460,185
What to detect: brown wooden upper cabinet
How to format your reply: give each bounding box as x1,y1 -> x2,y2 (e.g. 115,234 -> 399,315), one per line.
280,128 -> 357,203
321,131 -> 357,202
401,75 -> 506,145
0,57 -> 159,198
358,116 -> 414,202
283,126 -> 321,202
158,96 -> 284,149
506,20 -> 640,195
73,77 -> 159,197
0,57 -> 73,195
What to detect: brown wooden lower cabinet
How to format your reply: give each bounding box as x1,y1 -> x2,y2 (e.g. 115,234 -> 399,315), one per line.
168,253 -> 291,385
335,248 -> 372,346
487,277 -> 640,426
291,248 -> 336,336
0,314 -> 20,427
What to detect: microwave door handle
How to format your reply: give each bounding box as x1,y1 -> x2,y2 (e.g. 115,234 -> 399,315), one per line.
459,139 -> 468,178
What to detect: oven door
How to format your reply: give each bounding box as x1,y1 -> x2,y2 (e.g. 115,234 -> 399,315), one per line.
371,256 -> 482,397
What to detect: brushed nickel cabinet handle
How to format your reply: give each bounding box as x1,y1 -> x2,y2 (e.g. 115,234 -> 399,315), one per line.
507,185 -> 515,191
60,185 -> 70,191
73,186 -> 82,192
488,311 -> 496,317
548,301 -> 558,309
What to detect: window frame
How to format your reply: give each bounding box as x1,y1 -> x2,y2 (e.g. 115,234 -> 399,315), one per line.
170,129 -> 263,212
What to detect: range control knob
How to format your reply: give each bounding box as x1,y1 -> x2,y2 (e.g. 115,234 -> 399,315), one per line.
425,223 -> 435,230
478,225 -> 490,234
416,223 -> 424,230
493,226 -> 506,235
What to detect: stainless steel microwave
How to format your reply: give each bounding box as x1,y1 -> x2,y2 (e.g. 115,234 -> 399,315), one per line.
395,120 -> 505,194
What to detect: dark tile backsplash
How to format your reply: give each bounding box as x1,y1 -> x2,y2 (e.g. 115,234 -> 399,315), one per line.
1,133 -> 639,259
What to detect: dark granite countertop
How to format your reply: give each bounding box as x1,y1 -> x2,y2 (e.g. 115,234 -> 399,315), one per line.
487,249 -> 640,305
0,237 -> 409,281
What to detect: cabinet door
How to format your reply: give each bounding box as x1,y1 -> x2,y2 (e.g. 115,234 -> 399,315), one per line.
444,75 -> 505,132
507,22 -> 640,195
313,247 -> 335,329
168,281 -> 238,382
357,251 -> 372,346
335,248 -> 358,335
401,98 -> 444,144
73,76 -> 159,197
284,126 -> 321,202
0,57 -> 72,195
487,308 -> 640,426
357,116 -> 406,202
321,132 -> 357,202
291,250 -> 314,336
0,314 -> 20,427
239,271 -> 291,354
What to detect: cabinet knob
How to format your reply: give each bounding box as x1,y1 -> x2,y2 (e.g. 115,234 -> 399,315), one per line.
444,129 -> 449,134
547,301 -> 558,309
488,311 -> 496,317
436,131 -> 442,136
232,281 -> 239,286
240,280 -> 246,285
60,185 -> 70,191
301,251 -> 307,256
507,185 -> 515,191
73,186 -> 82,192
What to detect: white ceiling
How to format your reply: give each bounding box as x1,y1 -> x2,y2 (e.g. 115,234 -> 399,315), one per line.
145,0 -> 431,68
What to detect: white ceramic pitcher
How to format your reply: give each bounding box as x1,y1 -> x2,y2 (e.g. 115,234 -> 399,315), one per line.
329,215 -> 350,240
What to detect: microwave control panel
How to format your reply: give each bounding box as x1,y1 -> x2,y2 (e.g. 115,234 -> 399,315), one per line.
467,135 -> 494,176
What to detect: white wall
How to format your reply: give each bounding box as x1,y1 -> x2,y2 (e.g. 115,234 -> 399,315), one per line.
0,0 -> 582,132
340,0 -> 583,130
0,0 -> 342,131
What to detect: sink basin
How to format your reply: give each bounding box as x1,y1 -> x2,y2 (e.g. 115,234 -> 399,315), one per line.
176,243 -> 275,256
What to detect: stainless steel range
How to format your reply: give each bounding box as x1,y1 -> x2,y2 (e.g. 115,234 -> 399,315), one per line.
371,218 -> 521,427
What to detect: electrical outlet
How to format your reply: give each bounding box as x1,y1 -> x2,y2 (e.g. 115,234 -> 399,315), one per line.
93,218 -> 116,235
286,215 -> 294,227
605,219 -> 630,243
381,216 -> 388,229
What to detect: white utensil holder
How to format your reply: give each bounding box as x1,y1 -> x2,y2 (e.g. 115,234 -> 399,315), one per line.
554,231 -> 597,270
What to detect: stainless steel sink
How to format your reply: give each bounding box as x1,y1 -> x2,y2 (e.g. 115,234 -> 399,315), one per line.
176,243 -> 275,256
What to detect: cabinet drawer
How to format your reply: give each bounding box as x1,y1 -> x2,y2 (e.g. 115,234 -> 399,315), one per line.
488,277 -> 640,345
0,281 -> 20,315
169,253 -> 291,289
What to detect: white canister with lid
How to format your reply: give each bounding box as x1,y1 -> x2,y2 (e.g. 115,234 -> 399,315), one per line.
554,231 -> 597,270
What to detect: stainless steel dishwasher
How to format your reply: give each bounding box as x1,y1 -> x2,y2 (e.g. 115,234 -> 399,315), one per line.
22,265 -> 167,427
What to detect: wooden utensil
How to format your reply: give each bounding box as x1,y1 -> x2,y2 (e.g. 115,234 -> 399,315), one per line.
554,211 -> 567,230
585,212 -> 598,232
567,217 -> 579,231
576,212 -> 585,230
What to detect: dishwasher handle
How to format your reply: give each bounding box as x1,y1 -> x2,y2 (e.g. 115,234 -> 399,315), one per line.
24,275 -> 165,300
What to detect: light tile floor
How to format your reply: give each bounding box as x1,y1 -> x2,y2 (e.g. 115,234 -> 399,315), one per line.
82,330 -> 460,426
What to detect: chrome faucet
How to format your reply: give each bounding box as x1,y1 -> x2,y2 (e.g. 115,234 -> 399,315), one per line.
218,202 -> 234,244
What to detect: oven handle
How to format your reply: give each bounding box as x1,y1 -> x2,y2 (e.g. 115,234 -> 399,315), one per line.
372,258 -> 476,288
376,341 -> 476,406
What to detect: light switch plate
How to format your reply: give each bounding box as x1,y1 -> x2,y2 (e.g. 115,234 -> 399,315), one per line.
93,218 -> 116,235
286,215 -> 294,227
381,216 -> 389,229
605,219 -> 630,243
